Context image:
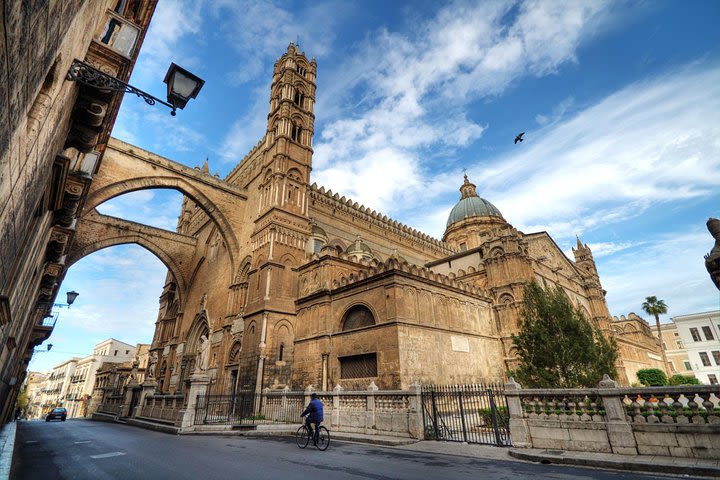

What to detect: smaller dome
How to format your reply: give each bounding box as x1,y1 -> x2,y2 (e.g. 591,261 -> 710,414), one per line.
311,224 -> 327,237
346,236 -> 372,256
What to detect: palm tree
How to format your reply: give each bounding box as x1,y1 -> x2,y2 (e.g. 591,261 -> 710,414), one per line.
642,296 -> 669,375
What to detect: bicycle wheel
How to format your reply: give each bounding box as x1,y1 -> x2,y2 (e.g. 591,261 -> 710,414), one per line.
315,426 -> 330,451
296,425 -> 310,449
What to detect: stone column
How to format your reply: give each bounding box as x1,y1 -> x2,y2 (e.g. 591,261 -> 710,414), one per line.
407,383 -> 424,439
365,381 -> 378,435
598,375 -> 638,455
136,379 -> 157,418
178,373 -> 210,431
331,384 -> 342,428
120,381 -> 139,417
504,378 -> 532,448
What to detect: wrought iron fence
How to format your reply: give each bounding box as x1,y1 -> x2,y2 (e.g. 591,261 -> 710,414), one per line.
421,384 -> 511,446
194,390 -> 306,425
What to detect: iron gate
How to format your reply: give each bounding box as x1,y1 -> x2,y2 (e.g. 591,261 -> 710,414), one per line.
421,384 -> 511,446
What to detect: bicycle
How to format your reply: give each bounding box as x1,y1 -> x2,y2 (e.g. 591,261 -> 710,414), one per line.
296,422 -> 330,451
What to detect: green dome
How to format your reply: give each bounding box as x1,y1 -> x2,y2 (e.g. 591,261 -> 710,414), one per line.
346,237 -> 372,255
446,175 -> 503,228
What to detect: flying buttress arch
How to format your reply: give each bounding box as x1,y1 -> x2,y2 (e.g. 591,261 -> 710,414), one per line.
84,176 -> 239,275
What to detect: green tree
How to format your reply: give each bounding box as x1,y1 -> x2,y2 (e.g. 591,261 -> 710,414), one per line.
16,389 -> 28,412
510,281 -> 618,388
636,368 -> 667,386
641,296 -> 669,375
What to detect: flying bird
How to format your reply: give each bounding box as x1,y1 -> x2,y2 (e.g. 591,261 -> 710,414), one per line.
514,132 -> 525,144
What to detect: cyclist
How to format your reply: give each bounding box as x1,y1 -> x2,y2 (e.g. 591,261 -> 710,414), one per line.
300,392 -> 324,443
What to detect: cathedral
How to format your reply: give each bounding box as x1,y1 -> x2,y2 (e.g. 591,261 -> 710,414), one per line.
147,44 -> 645,395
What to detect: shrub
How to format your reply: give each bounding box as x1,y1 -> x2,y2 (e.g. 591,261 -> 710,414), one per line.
636,368 -> 667,386
668,374 -> 700,385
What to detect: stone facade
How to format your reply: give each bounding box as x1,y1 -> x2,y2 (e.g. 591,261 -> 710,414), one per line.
63,45 -> 642,397
0,0 -> 155,424
611,313 -> 667,384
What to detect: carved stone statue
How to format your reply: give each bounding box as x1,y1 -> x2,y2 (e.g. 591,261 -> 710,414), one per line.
705,218 -> 720,290
196,334 -> 210,372
199,293 -> 207,311
146,351 -> 157,379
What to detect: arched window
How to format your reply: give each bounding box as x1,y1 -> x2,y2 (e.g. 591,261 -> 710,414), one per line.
342,305 -> 375,331
279,343 -> 284,361
291,124 -> 302,143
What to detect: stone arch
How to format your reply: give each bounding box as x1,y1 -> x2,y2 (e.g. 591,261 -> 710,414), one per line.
66,234 -> 188,304
186,313 -> 210,357
272,319 -> 294,362
227,341 -> 242,366
85,176 -> 239,273
340,303 -> 377,332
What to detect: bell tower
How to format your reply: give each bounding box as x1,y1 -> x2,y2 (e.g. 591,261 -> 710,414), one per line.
245,45 -> 317,392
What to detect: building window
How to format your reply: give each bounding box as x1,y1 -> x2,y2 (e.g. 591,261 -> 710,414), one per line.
712,351 -> 720,366
674,332 -> 679,336
459,242 -> 467,252
709,374 -> 718,385
114,350 -> 118,356
684,361 -> 691,370
313,239 -> 324,254
702,326 -> 714,341
279,343 -> 284,362
699,352 -> 711,367
676,340 -> 683,348
339,353 -> 377,379
342,305 -> 375,331
690,328 -> 702,342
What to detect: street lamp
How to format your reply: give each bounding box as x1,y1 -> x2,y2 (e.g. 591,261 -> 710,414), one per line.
66,60 -> 204,116
53,290 -> 79,309
163,63 -> 205,112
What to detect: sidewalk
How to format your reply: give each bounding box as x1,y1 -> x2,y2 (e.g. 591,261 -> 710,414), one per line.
393,439 -> 720,478
0,421 -> 16,480
195,424 -> 720,477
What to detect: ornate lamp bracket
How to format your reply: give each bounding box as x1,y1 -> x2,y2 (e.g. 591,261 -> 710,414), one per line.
66,59 -> 177,115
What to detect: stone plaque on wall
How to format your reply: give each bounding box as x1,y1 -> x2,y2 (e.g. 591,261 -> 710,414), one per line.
451,335 -> 470,353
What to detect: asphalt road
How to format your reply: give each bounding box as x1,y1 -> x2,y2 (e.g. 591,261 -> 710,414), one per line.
12,419 -> 688,480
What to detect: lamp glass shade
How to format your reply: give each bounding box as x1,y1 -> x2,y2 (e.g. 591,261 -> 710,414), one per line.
66,290 -> 79,305
172,71 -> 198,99
164,63 -> 204,110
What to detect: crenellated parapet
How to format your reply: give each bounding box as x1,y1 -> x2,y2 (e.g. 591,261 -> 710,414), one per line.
308,183 -> 455,256
299,248 -> 486,300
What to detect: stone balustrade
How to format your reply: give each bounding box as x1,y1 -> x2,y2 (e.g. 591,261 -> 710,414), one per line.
97,394 -> 124,415
139,394 -> 185,424
306,383 -> 423,439
506,376 -> 720,459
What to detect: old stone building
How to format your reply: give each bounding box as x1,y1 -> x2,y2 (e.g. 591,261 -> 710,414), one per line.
0,0 -> 155,423
611,313 -> 666,384
85,44 -> 641,396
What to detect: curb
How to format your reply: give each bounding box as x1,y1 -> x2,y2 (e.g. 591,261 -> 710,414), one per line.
0,421 -> 17,480
508,449 -> 720,478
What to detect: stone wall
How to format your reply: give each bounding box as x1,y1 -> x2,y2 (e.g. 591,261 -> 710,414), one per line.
506,376 -> 720,459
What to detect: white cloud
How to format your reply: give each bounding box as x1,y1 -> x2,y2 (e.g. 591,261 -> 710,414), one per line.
600,230 -> 719,318
479,64 -> 720,238
311,0 -> 617,219
96,189 -> 184,231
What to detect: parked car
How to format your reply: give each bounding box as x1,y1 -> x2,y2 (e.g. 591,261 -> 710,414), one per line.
45,407 -> 67,422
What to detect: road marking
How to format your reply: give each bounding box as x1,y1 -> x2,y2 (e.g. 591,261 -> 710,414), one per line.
90,452 -> 126,459
74,441 -> 92,444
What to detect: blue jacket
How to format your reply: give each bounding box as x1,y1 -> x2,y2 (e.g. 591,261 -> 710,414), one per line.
301,398 -> 324,423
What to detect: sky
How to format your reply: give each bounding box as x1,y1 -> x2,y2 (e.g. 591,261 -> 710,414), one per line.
30,0 -> 720,372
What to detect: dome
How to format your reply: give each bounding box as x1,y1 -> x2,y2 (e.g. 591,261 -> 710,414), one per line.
446,175 -> 503,228
311,223 -> 327,237
345,236 -> 372,256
